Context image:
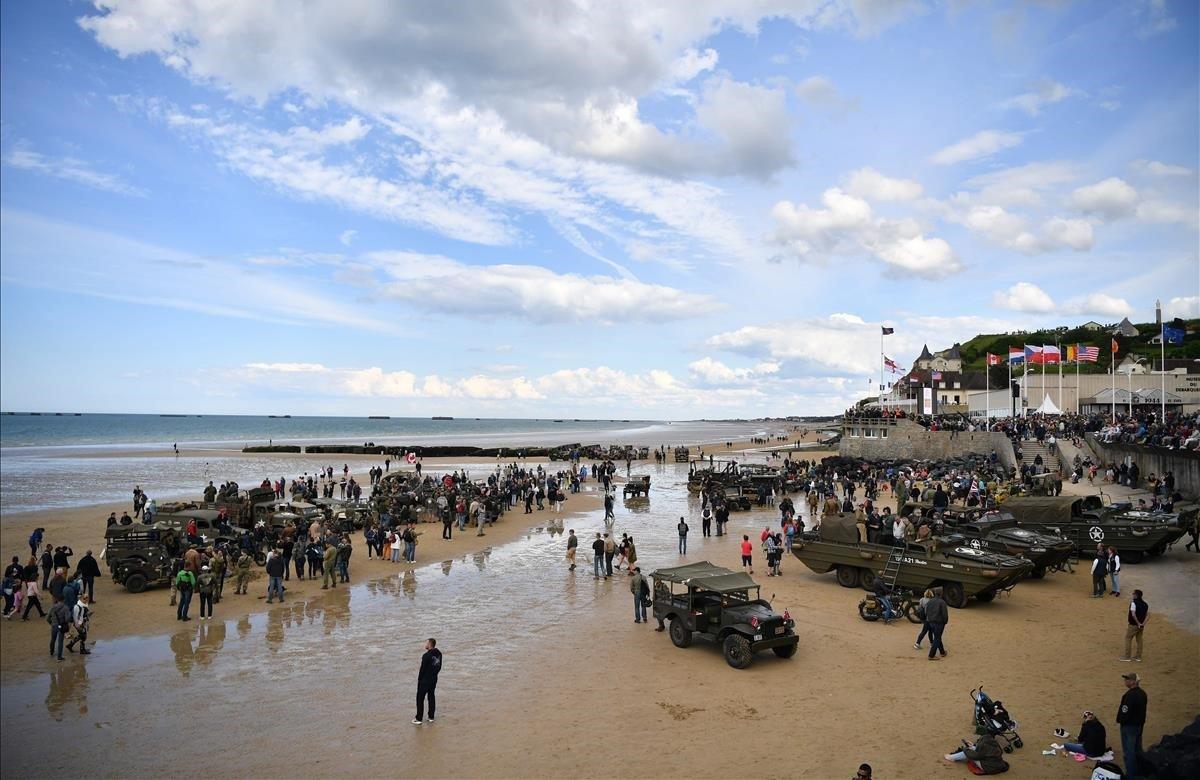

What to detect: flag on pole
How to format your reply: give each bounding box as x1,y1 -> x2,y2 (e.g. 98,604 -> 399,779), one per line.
1042,344 -> 1061,364
1111,338 -> 1119,354
986,352 -> 1001,366
1008,347 -> 1025,364
1024,345 -> 1043,364
881,326 -> 894,335
1076,345 -> 1100,363
1065,344 -> 1077,362
1163,325 -> 1185,344
932,371 -> 943,381
883,356 -> 901,373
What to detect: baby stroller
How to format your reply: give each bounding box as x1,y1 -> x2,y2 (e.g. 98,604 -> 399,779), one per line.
972,685 -> 1023,752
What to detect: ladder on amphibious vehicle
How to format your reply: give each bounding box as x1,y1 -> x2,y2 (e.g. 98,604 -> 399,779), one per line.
882,544 -> 905,591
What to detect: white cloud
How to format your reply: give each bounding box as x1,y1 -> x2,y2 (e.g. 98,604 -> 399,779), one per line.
688,357 -> 780,385
1131,159 -> 1194,178
846,167 -> 923,201
1135,200 -> 1198,226
770,188 -> 959,277
706,313 -> 883,375
992,282 -> 1055,313
339,229 -> 358,246
963,161 -> 1080,207
1163,296 -> 1199,319
1074,293 -> 1133,318
1069,177 -> 1139,220
998,79 -> 1079,116
2,140 -> 145,196
1135,0 -> 1178,38
794,75 -> 858,115
930,130 -> 1023,165
361,250 -> 713,324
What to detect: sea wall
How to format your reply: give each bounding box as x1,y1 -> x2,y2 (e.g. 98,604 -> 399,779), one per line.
839,419 -> 1017,471
1085,435 -> 1200,498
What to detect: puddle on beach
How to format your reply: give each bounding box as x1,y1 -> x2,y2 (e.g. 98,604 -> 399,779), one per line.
2,462 -> 780,776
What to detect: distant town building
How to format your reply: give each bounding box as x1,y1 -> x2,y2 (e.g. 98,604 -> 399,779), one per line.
914,342 -> 964,373
1080,320 -> 1104,331
1112,317 -> 1140,337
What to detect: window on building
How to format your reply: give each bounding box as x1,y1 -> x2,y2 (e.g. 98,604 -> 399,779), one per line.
954,395 -> 960,404
953,381 -> 960,389
881,428 -> 888,438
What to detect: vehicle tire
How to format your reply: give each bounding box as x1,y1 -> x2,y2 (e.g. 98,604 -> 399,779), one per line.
974,590 -> 996,603
904,603 -> 922,623
669,618 -> 693,648
253,551 -> 267,566
942,582 -> 967,608
1030,566 -> 1046,580
723,634 -> 753,669
858,600 -> 879,622
772,643 -> 797,659
835,565 -> 858,588
1123,551 -> 1145,564
125,573 -> 147,594
1149,543 -> 1166,557
858,568 -> 876,590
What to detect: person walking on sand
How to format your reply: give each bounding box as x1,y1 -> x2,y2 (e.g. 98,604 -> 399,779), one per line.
630,566 -> 649,623
603,533 -> 616,578
22,563 -> 46,620
1120,589 -> 1148,662
66,592 -> 92,654
677,517 -> 689,555
48,595 -> 71,661
197,566 -> 217,620
234,550 -> 253,594
740,535 -> 754,574
413,638 -> 442,725
74,550 -> 101,603
925,587 -> 949,660
566,529 -> 578,571
1091,545 -> 1109,598
265,550 -> 286,603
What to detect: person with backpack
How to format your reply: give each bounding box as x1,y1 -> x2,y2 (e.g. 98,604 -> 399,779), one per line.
48,595 -> 71,661
66,593 -> 93,654
175,567 -> 196,621
196,566 -> 217,619
677,517 -> 689,555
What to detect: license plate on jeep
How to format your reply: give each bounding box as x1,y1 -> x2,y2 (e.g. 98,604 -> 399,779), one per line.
775,626 -> 785,635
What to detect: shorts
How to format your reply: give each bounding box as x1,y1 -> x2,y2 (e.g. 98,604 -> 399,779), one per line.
741,555 -> 752,566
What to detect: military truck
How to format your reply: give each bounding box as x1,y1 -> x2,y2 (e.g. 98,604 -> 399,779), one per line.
790,513 -> 1033,608
996,495 -> 1186,563
650,562 -> 798,669
102,521 -> 245,593
899,502 -> 1074,578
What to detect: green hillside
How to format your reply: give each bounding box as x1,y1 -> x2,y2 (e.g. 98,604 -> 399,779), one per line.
955,318 -> 1200,373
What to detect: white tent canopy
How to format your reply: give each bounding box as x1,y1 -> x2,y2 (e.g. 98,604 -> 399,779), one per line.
1034,394 -> 1062,415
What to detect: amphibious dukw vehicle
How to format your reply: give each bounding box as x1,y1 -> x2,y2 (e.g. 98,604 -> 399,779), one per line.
899,502 -> 1074,578
998,495 -> 1186,563
790,513 -> 1034,608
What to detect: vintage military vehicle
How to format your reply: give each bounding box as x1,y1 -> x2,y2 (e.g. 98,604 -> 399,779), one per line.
790,513 -> 1033,608
650,562 -> 798,669
998,495 -> 1187,563
623,475 -> 651,499
899,502 -> 1074,578
103,520 -> 244,593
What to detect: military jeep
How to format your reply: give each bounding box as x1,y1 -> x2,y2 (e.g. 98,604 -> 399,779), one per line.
650,561 -> 798,669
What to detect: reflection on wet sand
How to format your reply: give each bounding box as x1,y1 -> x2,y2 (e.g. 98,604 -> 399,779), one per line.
45,663 -> 89,721
441,559 -> 453,577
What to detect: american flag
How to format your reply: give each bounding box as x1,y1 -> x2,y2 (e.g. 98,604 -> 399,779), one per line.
1076,345 -> 1100,363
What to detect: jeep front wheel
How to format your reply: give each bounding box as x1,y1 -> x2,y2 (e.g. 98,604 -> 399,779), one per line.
124,573 -> 147,594
723,634 -> 753,669
669,618 -> 693,648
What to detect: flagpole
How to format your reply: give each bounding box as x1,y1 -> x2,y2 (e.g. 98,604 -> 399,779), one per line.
1057,341 -> 1063,414
1110,344 -> 1116,422
1008,352 -> 1013,418
986,359 -> 991,424
879,329 -> 884,408
1075,346 -> 1080,414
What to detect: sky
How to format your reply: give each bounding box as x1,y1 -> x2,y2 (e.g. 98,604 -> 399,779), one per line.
1,0 -> 1197,418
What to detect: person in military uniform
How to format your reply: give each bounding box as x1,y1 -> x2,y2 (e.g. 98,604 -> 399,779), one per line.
210,548 -> 226,602
321,541 -> 339,589
196,565 -> 217,620
234,550 -> 253,595
168,556 -> 183,607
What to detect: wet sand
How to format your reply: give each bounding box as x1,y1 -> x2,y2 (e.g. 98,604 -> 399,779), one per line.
3,440 -> 1197,778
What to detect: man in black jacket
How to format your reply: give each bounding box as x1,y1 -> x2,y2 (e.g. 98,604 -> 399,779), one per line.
74,550 -> 101,602
413,638 -> 442,725
925,588 -> 949,660
1117,672 -> 1147,777
1121,589 -> 1148,662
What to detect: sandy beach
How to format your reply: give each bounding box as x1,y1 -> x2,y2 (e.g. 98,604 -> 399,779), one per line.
1,436 -> 1197,779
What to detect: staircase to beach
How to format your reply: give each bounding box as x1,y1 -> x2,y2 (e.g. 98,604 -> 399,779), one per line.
1016,439 -> 1061,474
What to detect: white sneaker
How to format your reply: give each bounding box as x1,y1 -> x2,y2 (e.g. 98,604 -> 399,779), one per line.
412,718 -> 422,725
1050,743 -> 1064,750
1043,749 -> 1057,756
